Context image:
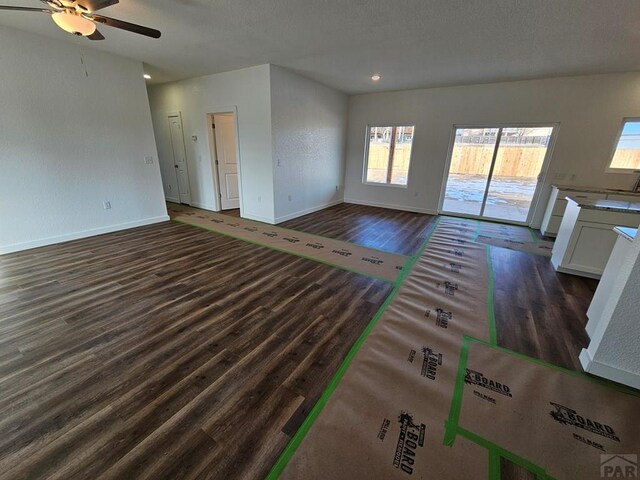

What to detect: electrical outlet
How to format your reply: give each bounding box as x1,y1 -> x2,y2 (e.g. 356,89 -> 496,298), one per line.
103,201 -> 111,210
144,156 -> 153,165
288,195 -> 292,202
414,191 -> 419,197
335,185 -> 339,192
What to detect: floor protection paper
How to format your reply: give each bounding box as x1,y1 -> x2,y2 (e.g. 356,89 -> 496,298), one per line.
447,337 -> 640,480
275,217 -> 495,479
167,204 -> 407,283
452,216 -> 554,257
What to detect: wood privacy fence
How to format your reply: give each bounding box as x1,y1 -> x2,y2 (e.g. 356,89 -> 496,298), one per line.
368,144 -> 547,178
450,145 -> 547,178
611,149 -> 640,170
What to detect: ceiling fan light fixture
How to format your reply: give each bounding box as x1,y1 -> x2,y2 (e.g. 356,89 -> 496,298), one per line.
52,11 -> 96,36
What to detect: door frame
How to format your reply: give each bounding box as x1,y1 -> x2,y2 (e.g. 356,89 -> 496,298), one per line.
437,122 -> 560,226
205,106 -> 244,215
167,111 -> 192,205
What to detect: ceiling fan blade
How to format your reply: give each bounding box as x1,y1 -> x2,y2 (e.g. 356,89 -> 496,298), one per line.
87,28 -> 105,40
0,6 -> 52,13
39,0 -> 62,9
89,14 -> 161,38
75,0 -> 118,13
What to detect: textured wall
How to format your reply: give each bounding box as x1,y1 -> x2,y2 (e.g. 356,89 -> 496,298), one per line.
590,234 -> 640,379
147,65 -> 275,223
270,65 -> 347,222
0,26 -> 167,253
344,73 -> 640,225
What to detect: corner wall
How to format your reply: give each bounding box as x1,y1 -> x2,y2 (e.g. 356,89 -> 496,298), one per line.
344,73 -> 640,226
0,26 -> 167,254
269,65 -> 347,222
147,65 -> 275,223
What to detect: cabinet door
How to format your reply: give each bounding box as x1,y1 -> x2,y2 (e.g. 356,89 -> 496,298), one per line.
565,221 -> 618,276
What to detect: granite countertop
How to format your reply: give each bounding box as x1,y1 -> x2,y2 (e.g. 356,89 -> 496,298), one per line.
614,226 -> 638,241
554,184 -> 640,196
566,196 -> 640,213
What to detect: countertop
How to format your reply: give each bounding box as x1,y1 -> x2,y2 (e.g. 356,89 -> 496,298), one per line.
614,226 -> 638,241
566,196 -> 640,213
553,184 -> 640,197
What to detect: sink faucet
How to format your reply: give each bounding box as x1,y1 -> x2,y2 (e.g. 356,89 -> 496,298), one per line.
634,171 -> 640,193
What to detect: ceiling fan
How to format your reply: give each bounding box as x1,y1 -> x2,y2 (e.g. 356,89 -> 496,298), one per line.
0,1 -> 160,40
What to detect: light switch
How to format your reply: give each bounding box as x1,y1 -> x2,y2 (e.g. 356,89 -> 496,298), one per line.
144,156 -> 153,165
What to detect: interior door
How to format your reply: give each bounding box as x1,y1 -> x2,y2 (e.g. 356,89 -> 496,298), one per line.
441,126 -> 555,225
213,114 -> 240,210
168,114 -> 191,204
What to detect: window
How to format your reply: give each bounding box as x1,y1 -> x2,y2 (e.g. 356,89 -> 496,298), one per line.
608,119 -> 640,171
364,125 -> 414,186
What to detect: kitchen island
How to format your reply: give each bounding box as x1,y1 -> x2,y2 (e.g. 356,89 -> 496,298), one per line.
550,197 -> 640,278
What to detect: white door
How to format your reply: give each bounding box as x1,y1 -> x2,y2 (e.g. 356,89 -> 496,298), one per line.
168,115 -> 191,204
213,114 -> 240,210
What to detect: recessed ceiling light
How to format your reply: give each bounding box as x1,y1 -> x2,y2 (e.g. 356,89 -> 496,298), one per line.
371,74 -> 381,81
143,74 -> 151,80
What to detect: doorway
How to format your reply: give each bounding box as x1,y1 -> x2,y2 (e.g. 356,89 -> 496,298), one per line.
208,112 -> 240,211
168,113 -> 191,205
439,125 -> 557,224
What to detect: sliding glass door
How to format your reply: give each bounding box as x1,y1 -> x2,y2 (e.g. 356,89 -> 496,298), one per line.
440,126 -> 555,224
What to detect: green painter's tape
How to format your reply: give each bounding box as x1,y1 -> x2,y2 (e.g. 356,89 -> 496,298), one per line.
488,448 -> 501,480
172,219 -> 400,285
444,335 -> 471,446
445,334 -> 640,480
485,245 -> 497,346
528,226 -> 539,243
264,217 -> 441,479
444,335 -> 553,479
466,336 -> 640,397
458,428 -> 552,479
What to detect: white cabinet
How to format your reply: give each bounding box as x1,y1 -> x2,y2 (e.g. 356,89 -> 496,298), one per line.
550,201 -> 640,278
541,186 -> 640,237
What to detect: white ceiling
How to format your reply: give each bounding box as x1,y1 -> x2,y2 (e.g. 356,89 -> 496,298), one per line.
2,0 -> 640,94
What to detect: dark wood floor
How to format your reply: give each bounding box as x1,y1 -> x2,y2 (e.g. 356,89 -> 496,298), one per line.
492,246 -> 598,372
0,221 -> 392,479
280,203 -> 433,256
217,203 -> 434,256
0,204 -> 598,480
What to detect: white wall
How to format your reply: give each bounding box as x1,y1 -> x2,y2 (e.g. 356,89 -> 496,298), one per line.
270,65 -> 347,222
583,232 -> 640,388
0,26 -> 167,254
147,65 -> 275,223
344,73 -> 640,226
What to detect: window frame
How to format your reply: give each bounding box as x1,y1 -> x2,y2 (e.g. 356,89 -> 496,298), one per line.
606,117 -> 640,174
362,123 -> 415,188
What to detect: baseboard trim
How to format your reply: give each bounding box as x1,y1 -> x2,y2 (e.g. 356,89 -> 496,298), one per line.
191,201 -> 217,211
1,215 -> 170,255
242,212 -> 276,224
579,348 -> 640,389
274,199 -> 344,224
165,196 -> 180,204
344,197 -> 437,215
